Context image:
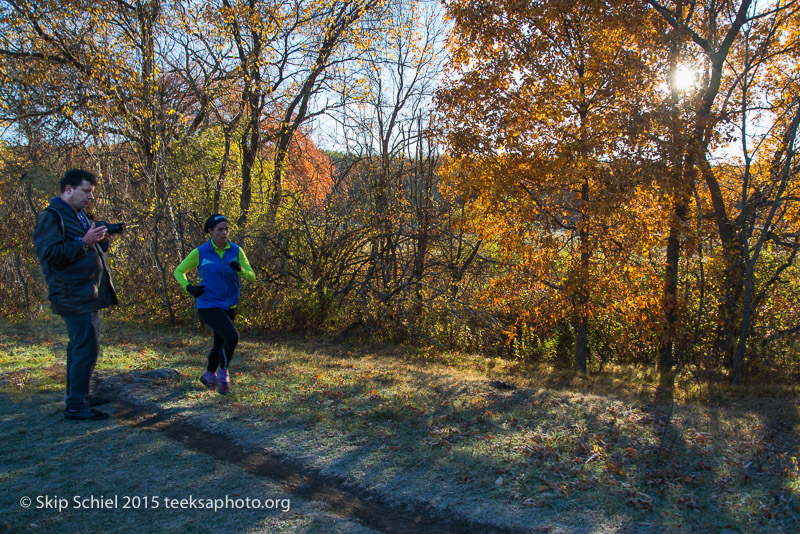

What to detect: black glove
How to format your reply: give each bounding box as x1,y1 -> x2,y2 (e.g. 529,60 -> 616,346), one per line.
228,260 -> 242,272
186,284 -> 205,298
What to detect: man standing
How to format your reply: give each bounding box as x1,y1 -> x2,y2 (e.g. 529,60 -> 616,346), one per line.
33,169 -> 118,421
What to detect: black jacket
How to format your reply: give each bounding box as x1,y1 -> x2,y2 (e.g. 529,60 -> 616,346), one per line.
33,198 -> 118,316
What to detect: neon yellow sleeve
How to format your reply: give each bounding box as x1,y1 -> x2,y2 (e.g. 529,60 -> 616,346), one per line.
238,248 -> 256,283
174,248 -> 200,290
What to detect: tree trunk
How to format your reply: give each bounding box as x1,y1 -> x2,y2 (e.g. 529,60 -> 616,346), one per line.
574,199 -> 590,373
715,245 -> 745,369
152,228 -> 175,324
214,132 -> 233,214
238,114 -> 259,227
574,315 -> 588,375
572,166 -> 591,374
658,194 -> 687,392
730,262 -> 754,384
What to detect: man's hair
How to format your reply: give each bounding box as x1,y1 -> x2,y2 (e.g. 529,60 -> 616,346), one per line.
60,169 -> 97,192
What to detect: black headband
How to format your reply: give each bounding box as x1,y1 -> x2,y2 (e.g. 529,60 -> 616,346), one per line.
204,214 -> 228,233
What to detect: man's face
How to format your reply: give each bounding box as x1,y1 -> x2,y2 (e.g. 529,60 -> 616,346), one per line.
62,180 -> 95,211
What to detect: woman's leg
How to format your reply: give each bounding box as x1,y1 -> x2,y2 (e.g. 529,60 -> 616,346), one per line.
197,307 -> 239,370
207,327 -> 225,372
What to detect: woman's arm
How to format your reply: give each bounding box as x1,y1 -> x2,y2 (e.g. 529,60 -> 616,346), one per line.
174,248 -> 200,289
238,249 -> 256,283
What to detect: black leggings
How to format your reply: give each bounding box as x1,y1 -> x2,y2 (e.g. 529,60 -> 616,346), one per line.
197,308 -> 239,372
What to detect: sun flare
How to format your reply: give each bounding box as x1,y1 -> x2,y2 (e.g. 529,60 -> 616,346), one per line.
672,66 -> 698,92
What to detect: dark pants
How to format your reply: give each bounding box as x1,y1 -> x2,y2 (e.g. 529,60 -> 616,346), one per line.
62,312 -> 101,410
197,308 -> 238,372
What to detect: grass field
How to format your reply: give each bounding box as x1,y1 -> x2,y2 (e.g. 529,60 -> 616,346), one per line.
1,317 -> 798,533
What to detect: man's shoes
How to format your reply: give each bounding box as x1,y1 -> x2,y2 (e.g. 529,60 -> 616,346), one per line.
200,371 -> 217,390
86,395 -> 111,407
216,369 -> 230,394
64,408 -> 110,421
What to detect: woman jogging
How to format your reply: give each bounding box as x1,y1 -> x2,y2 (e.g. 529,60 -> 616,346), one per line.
174,214 -> 255,394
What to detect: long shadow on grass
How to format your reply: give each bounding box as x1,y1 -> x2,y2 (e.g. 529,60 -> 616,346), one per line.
367,383 -> 764,532
0,393 -> 292,534
630,390 -> 799,532
221,350 -> 751,532
638,392 -> 741,532
111,397 -> 528,534
741,398 -> 800,528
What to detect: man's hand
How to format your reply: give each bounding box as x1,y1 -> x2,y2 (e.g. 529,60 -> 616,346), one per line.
186,284 -> 205,298
228,260 -> 242,272
95,223 -> 117,243
81,223 -> 107,246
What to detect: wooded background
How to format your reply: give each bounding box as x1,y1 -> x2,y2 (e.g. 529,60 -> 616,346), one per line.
1,0 -> 799,390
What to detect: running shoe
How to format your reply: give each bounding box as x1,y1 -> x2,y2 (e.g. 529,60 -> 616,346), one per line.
216,368 -> 230,394
200,370 -> 217,390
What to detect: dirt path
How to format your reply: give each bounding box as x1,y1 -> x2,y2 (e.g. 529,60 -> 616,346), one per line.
2,387 -> 535,533
111,397 -> 525,534
2,393 -> 381,533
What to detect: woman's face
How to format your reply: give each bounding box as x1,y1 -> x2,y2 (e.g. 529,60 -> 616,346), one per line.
210,221 -> 229,247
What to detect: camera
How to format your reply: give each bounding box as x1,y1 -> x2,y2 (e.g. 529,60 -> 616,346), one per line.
96,221 -> 126,235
